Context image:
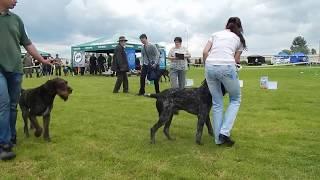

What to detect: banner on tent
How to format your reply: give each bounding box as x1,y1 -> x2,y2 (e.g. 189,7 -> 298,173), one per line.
73,51 -> 86,67
125,48 -> 136,70
159,49 -> 166,70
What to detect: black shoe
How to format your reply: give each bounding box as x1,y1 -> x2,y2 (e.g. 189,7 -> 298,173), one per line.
136,92 -> 144,96
219,134 -> 235,147
11,135 -> 17,146
0,144 -> 12,152
0,149 -> 16,161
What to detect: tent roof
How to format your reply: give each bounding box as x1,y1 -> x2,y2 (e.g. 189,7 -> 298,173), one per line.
71,34 -> 164,53
21,48 -> 51,57
77,35 -> 141,47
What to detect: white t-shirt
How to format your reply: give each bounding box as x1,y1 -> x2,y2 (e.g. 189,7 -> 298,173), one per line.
168,46 -> 190,70
206,29 -> 244,65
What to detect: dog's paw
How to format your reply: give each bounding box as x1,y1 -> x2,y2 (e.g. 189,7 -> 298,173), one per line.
34,128 -> 43,137
44,137 -> 51,142
196,141 -> 204,146
24,129 -> 30,137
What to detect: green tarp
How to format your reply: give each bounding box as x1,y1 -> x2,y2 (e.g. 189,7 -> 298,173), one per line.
71,35 -> 144,53
21,48 -> 51,57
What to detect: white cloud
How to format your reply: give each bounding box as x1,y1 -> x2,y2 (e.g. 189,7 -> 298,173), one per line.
13,0 -> 320,58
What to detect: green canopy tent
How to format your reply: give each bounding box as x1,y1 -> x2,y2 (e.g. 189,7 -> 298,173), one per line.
21,48 -> 51,57
71,35 -> 166,70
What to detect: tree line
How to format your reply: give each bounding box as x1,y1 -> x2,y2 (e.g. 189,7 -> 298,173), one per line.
281,36 -> 317,55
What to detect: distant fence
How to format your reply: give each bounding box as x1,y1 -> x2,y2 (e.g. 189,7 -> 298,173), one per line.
189,55 -> 320,65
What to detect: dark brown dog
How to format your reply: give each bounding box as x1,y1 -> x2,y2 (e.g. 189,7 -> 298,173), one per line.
159,69 -> 170,82
148,80 -> 226,145
19,78 -> 72,141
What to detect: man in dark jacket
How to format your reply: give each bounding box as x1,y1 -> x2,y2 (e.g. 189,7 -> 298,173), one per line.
111,36 -> 129,93
22,53 -> 33,78
97,54 -> 106,75
89,54 -> 97,75
107,52 -> 112,70
53,54 -> 62,76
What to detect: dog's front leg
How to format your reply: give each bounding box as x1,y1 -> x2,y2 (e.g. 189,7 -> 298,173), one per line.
43,114 -> 51,142
151,109 -> 172,144
163,113 -> 175,141
205,115 -> 214,137
196,114 -> 207,145
30,115 -> 42,137
21,108 -> 30,137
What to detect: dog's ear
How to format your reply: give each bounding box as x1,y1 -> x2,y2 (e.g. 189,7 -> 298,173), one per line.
43,79 -> 57,95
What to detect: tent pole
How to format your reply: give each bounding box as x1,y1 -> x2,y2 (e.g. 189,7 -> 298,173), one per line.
318,40 -> 320,62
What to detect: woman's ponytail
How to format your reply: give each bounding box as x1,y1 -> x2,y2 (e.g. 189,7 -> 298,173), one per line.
226,17 -> 247,49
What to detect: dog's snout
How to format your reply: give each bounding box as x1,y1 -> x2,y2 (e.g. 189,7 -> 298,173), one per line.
68,87 -> 73,93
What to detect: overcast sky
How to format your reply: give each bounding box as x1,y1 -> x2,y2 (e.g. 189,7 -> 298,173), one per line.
13,0 -> 320,58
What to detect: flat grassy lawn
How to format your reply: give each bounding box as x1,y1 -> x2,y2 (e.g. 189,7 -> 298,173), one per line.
1,67 -> 319,179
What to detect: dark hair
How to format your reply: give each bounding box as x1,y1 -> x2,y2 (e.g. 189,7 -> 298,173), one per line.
226,17 -> 247,49
174,37 -> 182,43
139,34 -> 147,39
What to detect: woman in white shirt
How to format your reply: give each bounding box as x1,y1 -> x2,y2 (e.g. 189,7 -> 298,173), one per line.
168,37 -> 191,89
203,17 -> 247,146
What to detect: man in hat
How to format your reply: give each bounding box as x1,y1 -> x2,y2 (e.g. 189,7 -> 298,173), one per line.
0,0 -> 52,160
111,36 -> 129,93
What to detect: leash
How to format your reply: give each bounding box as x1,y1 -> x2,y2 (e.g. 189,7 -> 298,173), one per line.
23,65 -> 41,69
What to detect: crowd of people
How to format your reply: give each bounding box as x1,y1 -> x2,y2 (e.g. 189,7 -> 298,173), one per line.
22,53 -> 72,78
1,0 -> 246,161
110,34 -> 192,94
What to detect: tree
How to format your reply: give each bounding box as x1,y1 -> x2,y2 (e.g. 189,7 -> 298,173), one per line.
311,48 -> 317,55
281,49 -> 292,55
290,36 -> 310,54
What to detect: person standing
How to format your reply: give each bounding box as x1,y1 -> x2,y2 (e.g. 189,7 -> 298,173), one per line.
111,36 -> 129,93
137,34 -> 160,95
0,0 -> 52,160
168,37 -> 191,89
22,53 -> 33,78
107,52 -> 112,70
97,54 -> 106,75
203,17 -> 246,147
53,54 -> 62,76
33,59 -> 41,77
89,54 -> 97,75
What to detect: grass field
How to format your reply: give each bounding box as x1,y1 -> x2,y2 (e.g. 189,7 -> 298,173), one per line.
1,67 -> 320,179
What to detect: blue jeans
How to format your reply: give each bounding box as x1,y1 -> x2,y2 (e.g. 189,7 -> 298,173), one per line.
205,64 -> 241,144
170,69 -> 186,89
0,70 -> 22,145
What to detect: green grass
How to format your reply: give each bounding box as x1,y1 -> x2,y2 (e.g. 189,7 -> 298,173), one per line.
1,67 -> 320,179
